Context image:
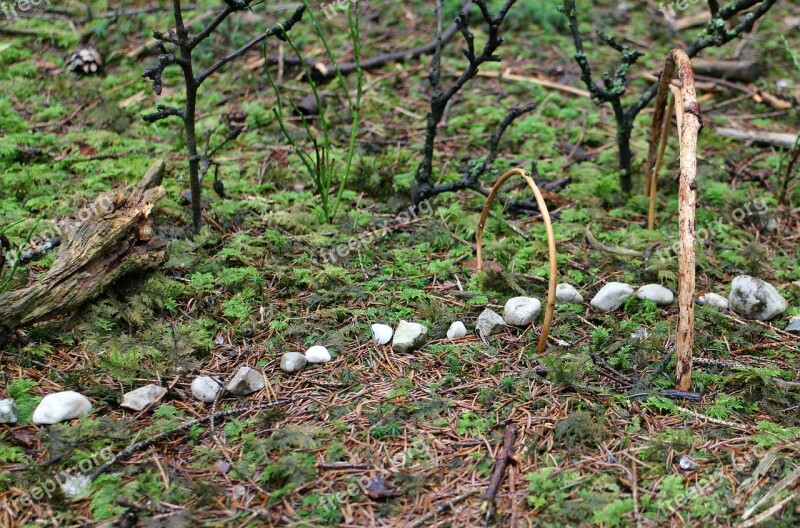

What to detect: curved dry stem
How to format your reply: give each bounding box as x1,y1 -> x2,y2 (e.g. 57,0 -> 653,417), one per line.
475,168 -> 557,354
647,50 -> 701,391
647,86 -> 681,230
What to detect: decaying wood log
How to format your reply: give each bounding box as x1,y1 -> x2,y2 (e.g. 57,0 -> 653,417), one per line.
0,160 -> 168,339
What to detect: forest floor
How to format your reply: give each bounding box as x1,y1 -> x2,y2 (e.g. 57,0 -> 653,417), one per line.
1,1 -> 800,526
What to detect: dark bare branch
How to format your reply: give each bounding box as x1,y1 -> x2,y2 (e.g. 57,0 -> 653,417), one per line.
195,5 -> 305,85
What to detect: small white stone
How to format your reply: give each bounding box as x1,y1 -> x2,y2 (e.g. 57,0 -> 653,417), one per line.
371,324 -> 393,345
785,316 -> 800,334
446,321 -> 468,340
476,308 -> 507,336
636,284 -> 674,306
121,384 -> 167,411
392,320 -> 428,353
729,275 -> 788,321
590,282 -> 635,312
630,328 -> 650,342
697,293 -> 728,310
226,366 -> 266,394
191,376 -> 223,403
503,296 -> 542,326
556,283 -> 584,305
61,473 -> 91,498
280,352 -> 307,373
679,455 -> 698,471
0,399 -> 17,424
32,391 -> 92,425
305,345 -> 332,363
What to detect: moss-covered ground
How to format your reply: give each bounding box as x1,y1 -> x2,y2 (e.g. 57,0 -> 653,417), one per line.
1,1 -> 799,526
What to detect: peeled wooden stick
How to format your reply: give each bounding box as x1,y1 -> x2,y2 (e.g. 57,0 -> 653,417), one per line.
475,168 -> 557,354
647,50 -> 702,391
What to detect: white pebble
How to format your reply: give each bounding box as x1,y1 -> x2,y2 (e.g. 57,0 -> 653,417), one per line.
32,391 -> 92,425
120,384 -> 167,412
503,296 -> 542,326
446,321 -> 468,340
371,324 -> 393,345
392,320 -> 428,353
280,352 -> 307,373
636,284 -> 674,306
305,345 -> 332,363
590,282 -> 634,312
191,376 -> 223,403
556,283 -> 584,305
697,293 -> 728,310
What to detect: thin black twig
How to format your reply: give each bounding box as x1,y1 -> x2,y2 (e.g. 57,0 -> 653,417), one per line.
417,103 -> 540,210
413,0 -> 525,206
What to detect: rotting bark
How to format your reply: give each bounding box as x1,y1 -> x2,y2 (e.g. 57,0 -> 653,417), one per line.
646,50 -> 701,391
0,160 -> 169,339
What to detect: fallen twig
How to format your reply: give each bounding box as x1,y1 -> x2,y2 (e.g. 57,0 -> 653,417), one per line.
408,489 -> 480,528
480,422 -> 518,521
715,127 -> 798,148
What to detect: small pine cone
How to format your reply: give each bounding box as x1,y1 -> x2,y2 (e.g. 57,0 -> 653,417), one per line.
226,109 -> 247,131
65,45 -> 104,75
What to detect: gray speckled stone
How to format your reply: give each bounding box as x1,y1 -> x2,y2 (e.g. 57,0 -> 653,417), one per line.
476,308 -> 507,336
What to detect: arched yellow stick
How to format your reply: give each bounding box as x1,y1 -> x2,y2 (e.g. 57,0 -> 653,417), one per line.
475,168 -> 557,354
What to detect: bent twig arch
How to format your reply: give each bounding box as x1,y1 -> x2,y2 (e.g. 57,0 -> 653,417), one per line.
475,168 -> 557,354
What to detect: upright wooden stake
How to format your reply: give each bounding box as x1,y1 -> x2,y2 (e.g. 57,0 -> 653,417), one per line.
646,50 -> 701,391
475,168 -> 557,354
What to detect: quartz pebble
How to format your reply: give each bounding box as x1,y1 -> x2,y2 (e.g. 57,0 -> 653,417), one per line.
391,320 -> 428,353
476,308 -> 507,336
121,384 -> 167,411
371,324 -> 393,345
446,321 -> 467,340
32,391 -> 92,425
226,366 -> 266,394
697,293 -> 728,310
590,282 -> 634,312
556,284 -> 583,305
305,345 -> 332,363
503,296 -> 542,326
636,284 -> 674,305
192,376 -> 223,403
729,275 -> 788,321
280,352 -> 307,373
0,399 -> 17,424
